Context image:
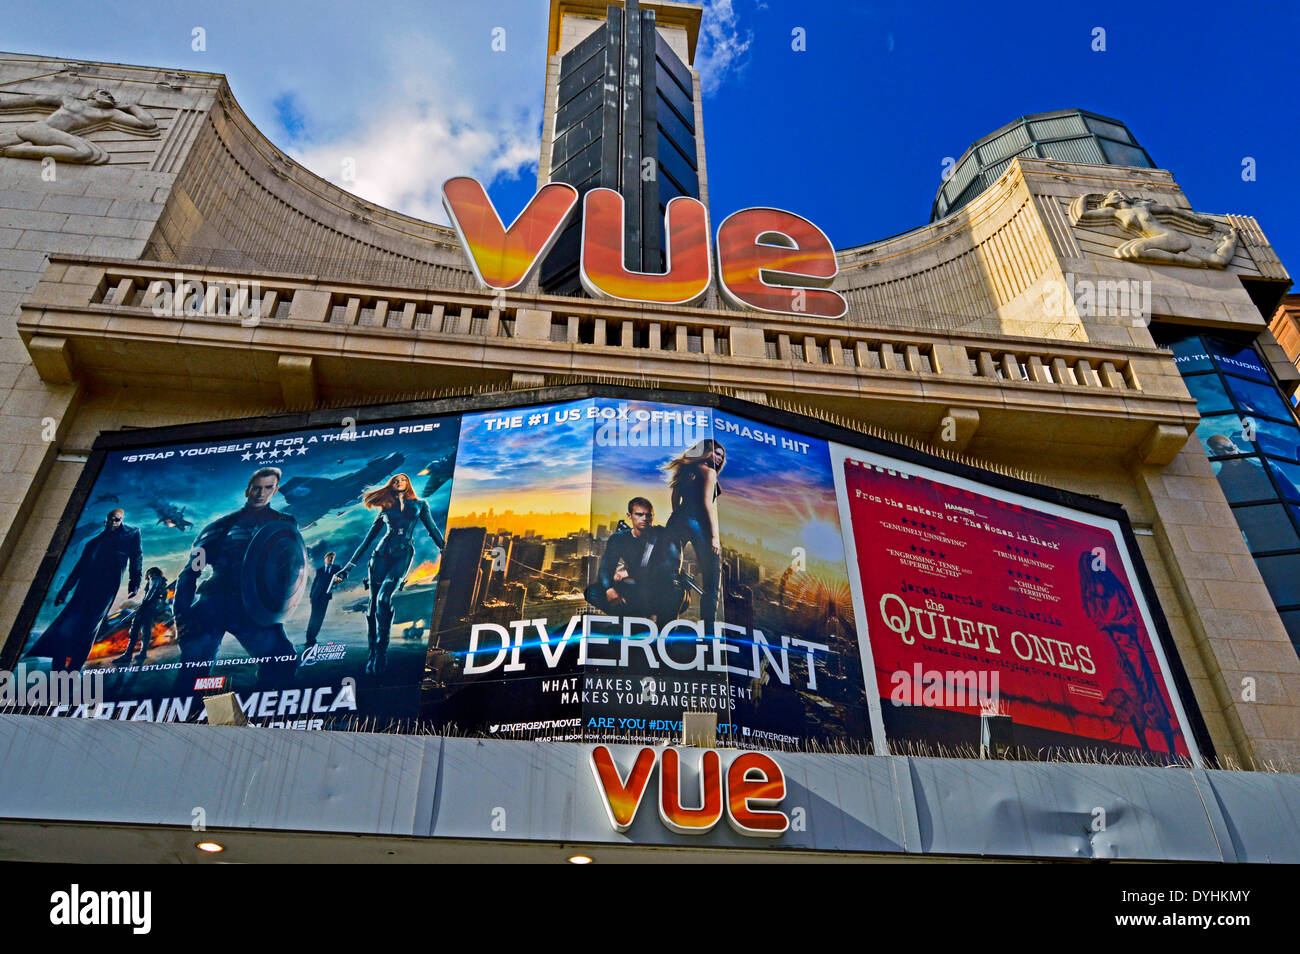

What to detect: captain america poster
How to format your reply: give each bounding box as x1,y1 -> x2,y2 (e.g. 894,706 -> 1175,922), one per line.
15,413 -> 459,728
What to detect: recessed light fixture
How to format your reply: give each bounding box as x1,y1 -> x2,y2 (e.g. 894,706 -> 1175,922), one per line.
195,841 -> 225,853
568,854 -> 593,865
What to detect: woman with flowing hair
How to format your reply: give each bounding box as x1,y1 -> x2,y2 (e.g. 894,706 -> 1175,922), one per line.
663,438 -> 726,631
335,474 -> 445,673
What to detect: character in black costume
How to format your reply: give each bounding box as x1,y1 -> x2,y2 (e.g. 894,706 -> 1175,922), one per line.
171,467 -> 305,693
584,497 -> 685,621
114,566 -> 169,665
663,439 -> 726,631
27,508 -> 142,671
335,474 -> 445,673
302,551 -> 342,651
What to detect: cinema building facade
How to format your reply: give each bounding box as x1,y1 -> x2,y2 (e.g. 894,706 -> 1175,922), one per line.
0,1 -> 1298,862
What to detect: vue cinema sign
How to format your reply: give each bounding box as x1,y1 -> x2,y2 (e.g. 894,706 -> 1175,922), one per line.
443,177 -> 848,319
589,745 -> 789,837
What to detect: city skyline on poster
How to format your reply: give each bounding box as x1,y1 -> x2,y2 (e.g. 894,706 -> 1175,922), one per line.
419,397 -> 869,748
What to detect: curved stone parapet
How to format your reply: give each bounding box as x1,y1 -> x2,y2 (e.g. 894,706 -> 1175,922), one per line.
146,77 -> 474,290
831,157 -> 1288,348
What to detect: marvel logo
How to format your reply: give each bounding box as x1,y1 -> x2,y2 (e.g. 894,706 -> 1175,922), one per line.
193,676 -> 225,691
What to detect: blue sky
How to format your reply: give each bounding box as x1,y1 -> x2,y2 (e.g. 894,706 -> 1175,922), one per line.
6,0 -> 1298,270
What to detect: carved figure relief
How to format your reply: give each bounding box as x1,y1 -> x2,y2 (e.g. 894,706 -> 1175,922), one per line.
1069,190 -> 1239,268
0,86 -> 159,164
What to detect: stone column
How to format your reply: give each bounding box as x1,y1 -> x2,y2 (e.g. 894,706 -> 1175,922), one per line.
1132,441 -> 1300,770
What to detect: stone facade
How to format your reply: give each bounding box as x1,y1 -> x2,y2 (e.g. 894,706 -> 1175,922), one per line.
1,29 -> 1298,773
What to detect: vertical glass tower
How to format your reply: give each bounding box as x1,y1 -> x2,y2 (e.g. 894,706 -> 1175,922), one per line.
1157,330 -> 1300,655
541,0 -> 703,295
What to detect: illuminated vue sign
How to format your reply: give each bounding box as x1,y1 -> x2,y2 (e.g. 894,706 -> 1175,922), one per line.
4,387 -> 1208,763
590,745 -> 788,837
442,176 -> 847,318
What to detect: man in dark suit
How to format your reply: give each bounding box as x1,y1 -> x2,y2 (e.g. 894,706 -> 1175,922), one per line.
171,467 -> 303,693
27,508 -> 142,671
584,498 -> 685,623
303,551 -> 341,651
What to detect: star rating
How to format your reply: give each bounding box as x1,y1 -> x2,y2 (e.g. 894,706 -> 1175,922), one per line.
241,452 -> 251,461
901,516 -> 943,533
255,450 -> 266,460
296,446 -> 308,455
908,544 -> 945,559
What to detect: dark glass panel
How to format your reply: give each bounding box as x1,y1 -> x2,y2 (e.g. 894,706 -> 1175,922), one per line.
1213,457 -> 1277,504
1234,504 -> 1300,554
1255,553 -> 1300,605
1184,374 -> 1233,415
1224,374 -> 1295,422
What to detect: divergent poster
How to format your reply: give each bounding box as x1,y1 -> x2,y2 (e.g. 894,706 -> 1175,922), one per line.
419,397 -> 868,747
10,393 -> 1197,757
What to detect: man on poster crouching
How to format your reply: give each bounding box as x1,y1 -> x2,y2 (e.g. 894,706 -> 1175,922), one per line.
170,467 -> 306,695
584,497 -> 687,624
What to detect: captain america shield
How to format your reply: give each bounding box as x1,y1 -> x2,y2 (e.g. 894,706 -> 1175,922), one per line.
240,522 -> 308,625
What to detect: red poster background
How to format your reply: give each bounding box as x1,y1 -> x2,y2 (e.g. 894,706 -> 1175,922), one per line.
844,458 -> 1189,756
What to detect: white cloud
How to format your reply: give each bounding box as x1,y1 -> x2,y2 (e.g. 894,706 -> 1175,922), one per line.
695,0 -> 754,95
273,18 -> 546,225
291,106 -> 539,224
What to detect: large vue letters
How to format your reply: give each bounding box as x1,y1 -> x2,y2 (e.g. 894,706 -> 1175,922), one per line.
443,177 -> 846,318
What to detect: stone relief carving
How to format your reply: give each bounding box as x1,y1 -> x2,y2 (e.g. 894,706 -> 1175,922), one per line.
1069,190 -> 1239,268
0,85 -> 159,164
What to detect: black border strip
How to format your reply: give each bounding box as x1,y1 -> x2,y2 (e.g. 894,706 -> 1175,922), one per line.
0,383 -> 1216,761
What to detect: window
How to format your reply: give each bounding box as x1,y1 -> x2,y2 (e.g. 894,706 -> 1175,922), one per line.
1160,329 -> 1300,661
1213,457 -> 1277,504
1224,375 -> 1294,421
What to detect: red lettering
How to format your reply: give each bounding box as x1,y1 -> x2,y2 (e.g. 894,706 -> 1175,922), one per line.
726,752 -> 789,836
589,744 -> 656,832
715,207 -> 847,318
442,177 -> 577,290
580,190 -> 711,305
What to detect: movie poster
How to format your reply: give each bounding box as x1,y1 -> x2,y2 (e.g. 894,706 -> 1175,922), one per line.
832,446 -> 1196,760
419,397 -> 870,747
17,414 -> 459,728
13,392 -> 1197,756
